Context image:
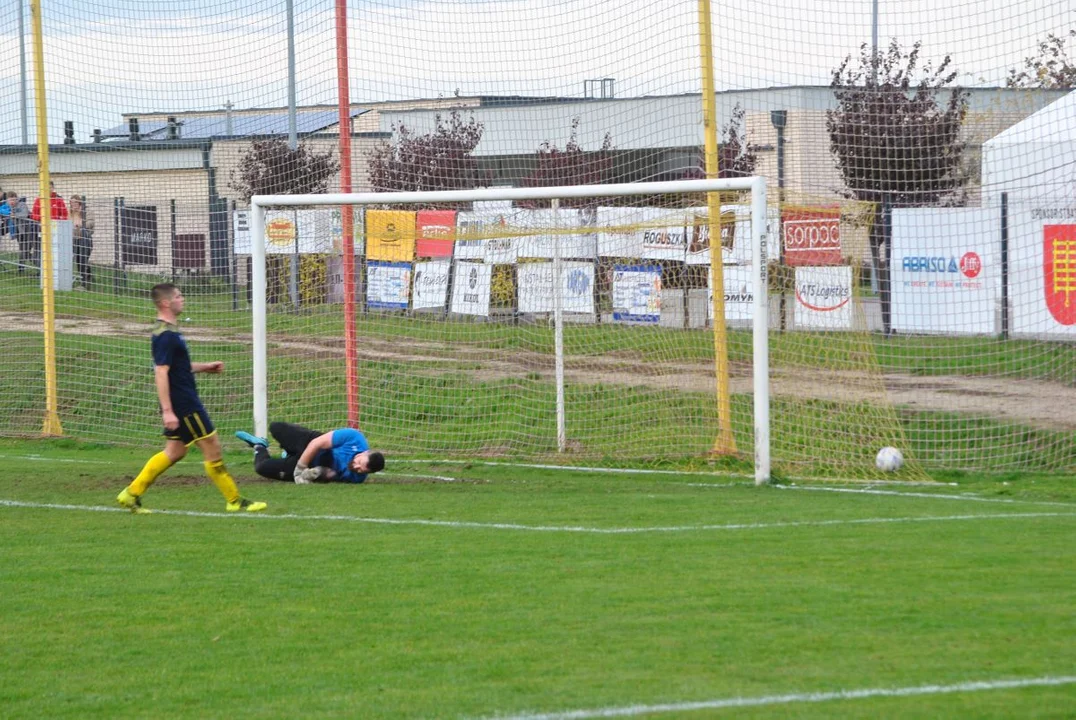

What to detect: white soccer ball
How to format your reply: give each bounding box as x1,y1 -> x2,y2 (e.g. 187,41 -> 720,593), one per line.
875,446 -> 904,472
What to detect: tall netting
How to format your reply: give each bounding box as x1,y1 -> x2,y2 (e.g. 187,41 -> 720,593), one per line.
0,1 -> 1072,479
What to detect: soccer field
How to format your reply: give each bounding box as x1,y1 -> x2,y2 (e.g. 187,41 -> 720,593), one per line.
0,439 -> 1073,719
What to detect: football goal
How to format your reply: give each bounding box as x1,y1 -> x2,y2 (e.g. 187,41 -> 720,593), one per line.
248,177 -> 916,484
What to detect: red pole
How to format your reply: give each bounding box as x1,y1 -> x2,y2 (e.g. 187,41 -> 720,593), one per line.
336,0 -> 358,428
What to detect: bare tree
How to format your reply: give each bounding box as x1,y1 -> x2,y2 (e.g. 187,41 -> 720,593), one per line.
1007,29 -> 1076,89
366,110 -> 489,200
230,138 -> 339,202
519,117 -> 614,208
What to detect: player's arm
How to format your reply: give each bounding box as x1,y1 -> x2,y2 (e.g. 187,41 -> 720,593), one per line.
297,432 -> 334,468
154,365 -> 179,430
192,361 -> 223,374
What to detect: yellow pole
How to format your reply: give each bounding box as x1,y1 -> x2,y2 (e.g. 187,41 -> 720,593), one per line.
30,0 -> 62,436
698,0 -> 735,454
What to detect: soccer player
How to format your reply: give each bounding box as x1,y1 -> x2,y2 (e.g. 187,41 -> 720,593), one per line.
117,283 -> 267,514
236,422 -> 384,484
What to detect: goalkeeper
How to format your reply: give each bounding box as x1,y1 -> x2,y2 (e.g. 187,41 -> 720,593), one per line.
236,422 -> 385,484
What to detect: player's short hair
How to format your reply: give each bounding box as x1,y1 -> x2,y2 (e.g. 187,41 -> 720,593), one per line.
367,451 -> 385,474
151,282 -> 180,307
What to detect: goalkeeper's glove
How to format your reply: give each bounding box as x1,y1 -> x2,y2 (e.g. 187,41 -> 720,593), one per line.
293,462 -> 318,484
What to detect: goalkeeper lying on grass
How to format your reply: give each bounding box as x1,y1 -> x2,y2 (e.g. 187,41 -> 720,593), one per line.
236,422 -> 385,484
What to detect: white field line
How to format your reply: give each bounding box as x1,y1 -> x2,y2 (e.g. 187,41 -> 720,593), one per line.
0,453 -> 117,465
480,675 -> 1076,720
0,499 -> 1072,534
399,459 -> 960,485
0,454 -> 946,488
0,453 -> 1065,508
776,484 -> 1076,508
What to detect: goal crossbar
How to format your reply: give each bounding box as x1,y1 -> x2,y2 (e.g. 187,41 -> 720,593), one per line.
250,178 -> 770,483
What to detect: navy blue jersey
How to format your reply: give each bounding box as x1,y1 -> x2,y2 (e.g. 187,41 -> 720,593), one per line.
151,320 -> 202,415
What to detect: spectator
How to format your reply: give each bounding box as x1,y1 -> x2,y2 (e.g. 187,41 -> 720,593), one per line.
2,192 -> 34,274
30,181 -> 69,222
70,195 -> 95,289
0,191 -> 9,239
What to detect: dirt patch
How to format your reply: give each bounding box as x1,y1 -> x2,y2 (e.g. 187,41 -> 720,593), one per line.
2,311 -> 1074,432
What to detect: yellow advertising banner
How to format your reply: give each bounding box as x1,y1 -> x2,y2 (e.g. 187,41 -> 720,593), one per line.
366,210 -> 416,262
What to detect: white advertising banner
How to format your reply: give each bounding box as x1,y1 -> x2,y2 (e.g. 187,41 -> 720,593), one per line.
233,209 -> 339,255
891,208 -> 999,335
794,266 -> 854,330
450,261 -> 492,316
708,263 -> 754,322
457,209 -> 508,262
412,260 -> 451,310
1008,206 -> 1076,338
233,210 -> 250,252
366,261 -> 411,310
517,261 -> 595,314
612,264 -> 661,323
597,207 -> 689,261
512,208 -> 595,260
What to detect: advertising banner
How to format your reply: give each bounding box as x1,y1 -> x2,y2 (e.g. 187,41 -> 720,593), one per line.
708,263 -> 754,322
450,261 -> 492,316
456,209 -> 506,261
517,261 -> 595,314
1008,208 -> 1076,337
512,208 -> 594,260
120,205 -> 158,265
412,260 -> 451,310
1042,224 -> 1076,327
794,265 -> 853,330
366,209 -> 416,262
782,206 -> 842,266
685,205 -> 752,266
233,209 -> 336,255
891,207 -> 998,335
612,264 -> 661,323
366,260 -> 411,310
597,207 -> 689,261
415,210 -> 456,258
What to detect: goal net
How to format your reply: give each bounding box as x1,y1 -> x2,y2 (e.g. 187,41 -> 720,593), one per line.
250,179 -> 923,482
0,1 -> 1072,481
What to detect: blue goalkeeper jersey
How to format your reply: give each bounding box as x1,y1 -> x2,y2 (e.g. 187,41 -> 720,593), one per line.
315,428 -> 370,483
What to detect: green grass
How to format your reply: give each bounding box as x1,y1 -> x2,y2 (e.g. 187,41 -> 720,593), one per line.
0,440 -> 1073,719
3,265 -> 1074,380
2,265 -> 1075,476
1,326 -> 1075,476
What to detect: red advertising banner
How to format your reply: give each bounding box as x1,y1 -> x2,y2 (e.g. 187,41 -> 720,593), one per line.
1044,224 -> 1076,326
782,207 -> 842,266
416,210 -> 457,258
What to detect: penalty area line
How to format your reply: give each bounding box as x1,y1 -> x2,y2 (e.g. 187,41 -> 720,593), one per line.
0,499 -> 1072,534
478,675 -> 1076,720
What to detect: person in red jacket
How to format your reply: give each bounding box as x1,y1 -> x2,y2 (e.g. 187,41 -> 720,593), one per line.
30,181 -> 69,222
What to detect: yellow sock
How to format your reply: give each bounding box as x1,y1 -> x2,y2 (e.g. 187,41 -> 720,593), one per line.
129,451 -> 174,496
204,460 -> 240,504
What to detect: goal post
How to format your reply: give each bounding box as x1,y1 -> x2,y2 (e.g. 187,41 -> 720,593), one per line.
250,178 -> 772,484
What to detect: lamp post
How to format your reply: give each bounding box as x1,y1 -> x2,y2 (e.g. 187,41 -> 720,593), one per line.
286,0 -> 297,150
19,0 -> 28,144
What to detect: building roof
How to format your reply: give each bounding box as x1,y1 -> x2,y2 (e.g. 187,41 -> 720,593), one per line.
99,108 -> 368,141
984,90 -> 1076,146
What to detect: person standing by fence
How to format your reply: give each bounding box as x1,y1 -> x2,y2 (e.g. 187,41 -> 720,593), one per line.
70,195 -> 95,289
3,192 -> 34,273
